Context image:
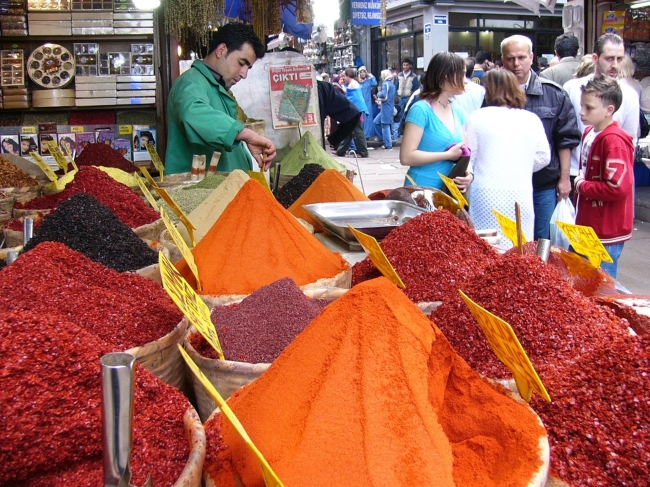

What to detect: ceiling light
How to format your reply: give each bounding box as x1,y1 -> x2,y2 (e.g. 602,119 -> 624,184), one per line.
631,0 -> 650,8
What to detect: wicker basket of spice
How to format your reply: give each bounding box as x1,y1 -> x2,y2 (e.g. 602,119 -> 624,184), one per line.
0,191 -> 15,225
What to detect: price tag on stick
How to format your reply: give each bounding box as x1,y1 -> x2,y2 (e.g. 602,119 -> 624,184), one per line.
348,225 -> 406,289
151,186 -> 197,247
139,165 -> 159,188
438,172 -> 468,209
135,174 -> 159,211
459,290 -> 550,403
160,207 -> 201,290
60,140 -> 78,171
46,140 -> 69,173
556,222 -> 613,268
159,252 -> 223,359
146,143 -> 165,182
178,346 -> 285,487
492,208 -> 528,247
30,151 -> 58,183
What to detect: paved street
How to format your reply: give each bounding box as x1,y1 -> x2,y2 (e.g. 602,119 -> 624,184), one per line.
331,146 -> 650,295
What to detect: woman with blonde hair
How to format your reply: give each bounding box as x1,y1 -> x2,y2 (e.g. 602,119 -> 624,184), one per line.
399,51 -> 469,189
466,69 -> 550,247
574,54 -> 595,78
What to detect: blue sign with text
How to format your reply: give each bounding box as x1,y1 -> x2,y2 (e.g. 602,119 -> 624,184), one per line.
350,1 -> 382,26
434,15 -> 448,25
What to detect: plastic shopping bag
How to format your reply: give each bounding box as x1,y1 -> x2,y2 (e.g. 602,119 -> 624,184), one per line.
549,198 -> 575,249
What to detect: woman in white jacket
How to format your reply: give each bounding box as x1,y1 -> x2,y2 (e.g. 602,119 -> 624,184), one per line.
467,69 -> 551,247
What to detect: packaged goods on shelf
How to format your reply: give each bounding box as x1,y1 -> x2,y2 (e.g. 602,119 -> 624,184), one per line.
75,74 -> 116,83
117,82 -> 156,89
117,74 -> 155,83
1,50 -> 25,87
71,0 -> 113,9
116,97 -> 155,105
27,0 -> 71,10
75,97 -> 117,106
116,90 -> 155,97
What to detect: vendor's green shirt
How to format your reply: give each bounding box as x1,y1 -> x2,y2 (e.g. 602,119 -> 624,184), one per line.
165,60 -> 252,174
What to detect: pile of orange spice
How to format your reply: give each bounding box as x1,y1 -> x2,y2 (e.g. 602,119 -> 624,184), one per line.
175,179 -> 349,296
204,277 -> 546,487
288,169 -> 369,231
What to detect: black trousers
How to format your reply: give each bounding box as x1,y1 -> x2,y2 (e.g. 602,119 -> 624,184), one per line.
327,114 -> 368,157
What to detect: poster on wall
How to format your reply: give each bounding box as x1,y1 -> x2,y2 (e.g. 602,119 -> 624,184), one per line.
268,64 -> 318,130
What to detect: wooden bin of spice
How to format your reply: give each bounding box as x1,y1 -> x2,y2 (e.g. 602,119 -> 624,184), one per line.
0,191 -> 15,225
0,185 -> 41,204
184,328 -> 271,422
124,318 -> 192,399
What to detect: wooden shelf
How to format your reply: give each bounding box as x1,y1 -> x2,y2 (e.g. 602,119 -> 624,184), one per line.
1,35 -> 153,44
0,104 -> 156,112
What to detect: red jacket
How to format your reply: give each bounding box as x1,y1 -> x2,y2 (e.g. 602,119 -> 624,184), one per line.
575,122 -> 635,244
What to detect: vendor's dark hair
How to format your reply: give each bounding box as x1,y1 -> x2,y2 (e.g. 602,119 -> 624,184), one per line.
476,50 -> 492,64
581,74 -> 622,112
419,52 -> 465,102
595,33 -> 623,57
555,33 -> 579,58
208,22 -> 265,59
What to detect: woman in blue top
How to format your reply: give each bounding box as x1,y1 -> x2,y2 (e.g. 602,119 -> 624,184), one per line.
400,52 -> 473,191
373,69 -> 397,149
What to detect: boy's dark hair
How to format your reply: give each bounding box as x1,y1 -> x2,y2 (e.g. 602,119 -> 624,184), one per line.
465,57 -> 476,78
208,22 -> 266,59
476,50 -> 492,64
581,74 -> 622,112
554,34 -> 579,58
402,58 -> 413,66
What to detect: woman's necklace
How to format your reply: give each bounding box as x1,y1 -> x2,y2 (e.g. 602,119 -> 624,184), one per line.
437,98 -> 451,109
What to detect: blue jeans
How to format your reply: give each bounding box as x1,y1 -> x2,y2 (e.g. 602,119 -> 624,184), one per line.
533,187 -> 557,240
392,122 -> 400,140
601,242 -> 625,279
373,113 -> 392,148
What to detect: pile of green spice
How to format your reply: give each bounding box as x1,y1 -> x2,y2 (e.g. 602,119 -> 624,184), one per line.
23,194 -> 157,272
280,131 -> 346,177
182,174 -> 226,190
159,187 -> 214,222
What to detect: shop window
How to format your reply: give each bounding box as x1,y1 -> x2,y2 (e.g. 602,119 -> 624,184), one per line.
413,16 -> 424,31
415,33 -> 424,70
401,37 -> 414,64
386,20 -> 411,37
386,39 -> 399,70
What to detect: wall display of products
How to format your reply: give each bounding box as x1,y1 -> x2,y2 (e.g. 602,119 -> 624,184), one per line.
330,23 -> 359,71
27,43 -> 75,88
1,49 -> 25,86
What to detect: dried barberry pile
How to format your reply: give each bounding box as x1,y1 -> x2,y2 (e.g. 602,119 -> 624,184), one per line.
352,209 -> 500,302
74,141 -> 138,173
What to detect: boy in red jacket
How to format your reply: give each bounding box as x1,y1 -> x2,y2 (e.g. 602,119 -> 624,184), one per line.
575,74 -> 635,278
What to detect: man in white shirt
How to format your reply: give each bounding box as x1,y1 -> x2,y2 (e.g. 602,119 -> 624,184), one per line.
453,57 -> 486,119
563,33 -> 640,193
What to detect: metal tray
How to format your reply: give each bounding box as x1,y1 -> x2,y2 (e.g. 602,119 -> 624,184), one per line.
303,200 -> 427,244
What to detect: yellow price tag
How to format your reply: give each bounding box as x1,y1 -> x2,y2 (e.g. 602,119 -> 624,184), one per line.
152,186 -> 196,247
139,165 -> 158,188
178,346 -> 285,487
119,125 -> 133,135
159,252 -> 223,359
136,174 -> 159,210
70,126 -> 85,133
247,171 -> 272,192
30,151 -> 58,182
21,126 -> 37,134
556,222 -> 613,268
492,209 -> 527,247
458,290 -> 550,403
160,207 -> 201,290
45,140 -> 69,173
347,225 -> 405,289
438,172 -> 468,209
146,143 -> 165,182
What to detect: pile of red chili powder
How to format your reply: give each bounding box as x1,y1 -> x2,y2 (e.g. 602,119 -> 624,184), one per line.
431,253 -> 629,379
190,277 -> 329,363
204,277 -> 546,487
15,166 -> 159,228
74,141 -> 139,173
0,242 -> 182,349
352,209 -> 500,302
0,310 -> 190,486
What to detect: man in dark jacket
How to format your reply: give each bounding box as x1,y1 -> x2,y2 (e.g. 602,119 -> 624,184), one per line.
317,80 -> 368,157
502,34 -> 581,240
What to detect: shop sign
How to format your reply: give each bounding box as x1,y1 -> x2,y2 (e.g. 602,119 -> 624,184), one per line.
434,15 -> 447,25
351,1 -> 382,26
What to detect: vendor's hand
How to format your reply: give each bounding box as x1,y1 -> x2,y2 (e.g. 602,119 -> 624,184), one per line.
247,135 -> 276,171
557,177 -> 571,200
454,171 -> 473,193
446,143 -> 464,161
